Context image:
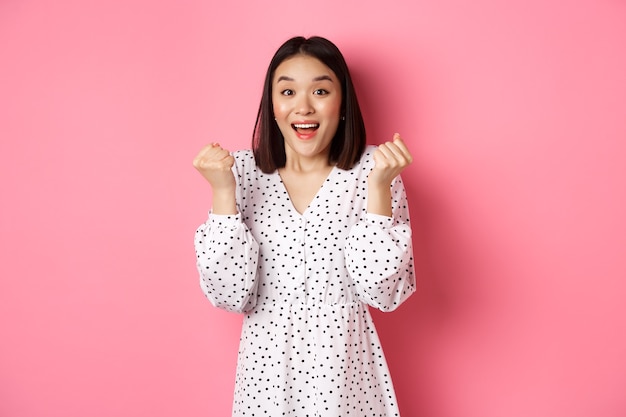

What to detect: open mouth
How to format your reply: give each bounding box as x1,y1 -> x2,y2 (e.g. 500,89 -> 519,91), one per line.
292,123 -> 320,135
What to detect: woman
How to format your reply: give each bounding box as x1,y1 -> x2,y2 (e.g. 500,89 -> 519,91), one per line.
193,36 -> 415,416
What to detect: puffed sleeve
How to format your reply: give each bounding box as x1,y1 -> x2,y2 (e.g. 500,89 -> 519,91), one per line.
345,175 -> 415,312
194,212 -> 260,313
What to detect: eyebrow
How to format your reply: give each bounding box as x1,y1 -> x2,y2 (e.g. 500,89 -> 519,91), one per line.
276,75 -> 334,82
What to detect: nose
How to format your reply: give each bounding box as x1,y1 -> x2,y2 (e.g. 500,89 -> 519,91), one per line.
295,94 -> 314,115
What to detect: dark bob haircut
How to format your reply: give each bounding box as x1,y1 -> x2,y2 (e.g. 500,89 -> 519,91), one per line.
252,36 -> 366,173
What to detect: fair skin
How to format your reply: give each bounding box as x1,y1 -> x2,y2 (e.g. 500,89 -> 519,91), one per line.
273,55 -> 342,214
193,54 -> 413,217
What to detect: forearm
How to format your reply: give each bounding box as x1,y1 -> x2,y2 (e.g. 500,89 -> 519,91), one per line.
211,187 -> 237,215
366,182 -> 392,217
350,175 -> 416,311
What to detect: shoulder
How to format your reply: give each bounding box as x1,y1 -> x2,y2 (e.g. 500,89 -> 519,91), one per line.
231,149 -> 257,172
348,145 -> 376,174
232,149 -> 255,163
361,145 -> 377,164
231,149 -> 273,189
333,145 -> 376,184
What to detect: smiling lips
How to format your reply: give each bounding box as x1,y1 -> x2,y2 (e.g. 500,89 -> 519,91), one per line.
292,122 -> 320,139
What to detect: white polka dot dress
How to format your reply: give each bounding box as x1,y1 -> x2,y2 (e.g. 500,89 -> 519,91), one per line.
195,146 -> 416,416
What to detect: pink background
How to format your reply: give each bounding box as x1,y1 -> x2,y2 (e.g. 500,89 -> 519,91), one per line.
2,0 -> 626,416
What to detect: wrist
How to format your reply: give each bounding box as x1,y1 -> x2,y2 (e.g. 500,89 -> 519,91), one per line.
211,188 -> 237,215
366,183 -> 392,217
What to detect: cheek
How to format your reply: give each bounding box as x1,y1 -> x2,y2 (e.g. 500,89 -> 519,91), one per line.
271,99 -> 292,135
325,97 -> 342,117
273,102 -> 286,118
272,93 -> 288,118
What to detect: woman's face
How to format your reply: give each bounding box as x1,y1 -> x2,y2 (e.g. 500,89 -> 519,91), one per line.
272,54 -> 342,163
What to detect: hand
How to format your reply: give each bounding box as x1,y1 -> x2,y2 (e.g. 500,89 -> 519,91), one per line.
193,143 -> 236,191
368,133 -> 413,188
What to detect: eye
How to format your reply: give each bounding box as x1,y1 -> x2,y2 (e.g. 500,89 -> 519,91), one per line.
313,89 -> 329,95
280,89 -> 294,96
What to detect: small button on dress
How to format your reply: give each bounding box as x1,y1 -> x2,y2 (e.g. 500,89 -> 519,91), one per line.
195,146 -> 416,416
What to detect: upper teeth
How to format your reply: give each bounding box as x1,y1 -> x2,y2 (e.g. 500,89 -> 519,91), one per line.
294,123 -> 318,129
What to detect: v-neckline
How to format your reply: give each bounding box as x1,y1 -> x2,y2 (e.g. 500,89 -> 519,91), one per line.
276,165 -> 337,216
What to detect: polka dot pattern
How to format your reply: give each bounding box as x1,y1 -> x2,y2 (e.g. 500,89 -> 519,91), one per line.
195,146 -> 416,416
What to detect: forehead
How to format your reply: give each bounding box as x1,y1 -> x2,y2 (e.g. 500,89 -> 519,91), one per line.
273,54 -> 337,82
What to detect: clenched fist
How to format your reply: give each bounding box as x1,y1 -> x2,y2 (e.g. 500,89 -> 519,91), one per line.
366,133 -> 413,217
193,143 -> 236,191
369,133 -> 413,187
193,143 -> 238,214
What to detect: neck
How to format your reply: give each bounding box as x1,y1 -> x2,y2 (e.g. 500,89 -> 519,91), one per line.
283,148 -> 332,174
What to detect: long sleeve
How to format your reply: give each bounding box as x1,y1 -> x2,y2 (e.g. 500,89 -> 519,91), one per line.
344,175 -> 415,312
194,212 -> 260,313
